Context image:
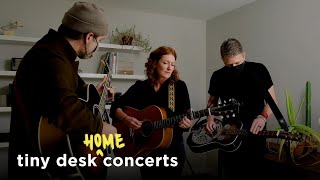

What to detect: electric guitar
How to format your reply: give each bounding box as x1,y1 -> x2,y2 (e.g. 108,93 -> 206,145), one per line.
38,72 -> 113,180
112,99 -> 240,158
187,118 -> 304,153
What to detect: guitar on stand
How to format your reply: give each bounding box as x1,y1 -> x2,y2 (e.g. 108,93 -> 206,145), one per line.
38,61 -> 114,180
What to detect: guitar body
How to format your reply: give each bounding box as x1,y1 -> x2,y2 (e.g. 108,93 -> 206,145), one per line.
187,119 -> 243,153
187,118 -> 303,153
38,84 -> 108,180
112,99 -> 241,158
112,105 -> 173,158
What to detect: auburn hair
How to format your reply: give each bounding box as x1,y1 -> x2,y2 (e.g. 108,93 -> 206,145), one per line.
145,46 -> 179,85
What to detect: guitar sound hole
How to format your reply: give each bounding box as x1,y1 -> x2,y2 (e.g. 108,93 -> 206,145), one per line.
212,121 -> 223,138
141,121 -> 152,137
192,133 -> 212,144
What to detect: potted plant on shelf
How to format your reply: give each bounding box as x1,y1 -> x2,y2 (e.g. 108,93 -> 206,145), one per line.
111,25 -> 152,53
276,81 -> 320,165
0,20 -> 23,35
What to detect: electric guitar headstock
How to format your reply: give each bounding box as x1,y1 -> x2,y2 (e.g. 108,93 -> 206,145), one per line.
210,98 -> 241,119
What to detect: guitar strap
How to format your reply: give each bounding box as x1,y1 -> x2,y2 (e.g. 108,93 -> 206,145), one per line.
168,83 -> 175,112
264,90 -> 289,131
248,68 -> 289,131
169,82 -> 195,175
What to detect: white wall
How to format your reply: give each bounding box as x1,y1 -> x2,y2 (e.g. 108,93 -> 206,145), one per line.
0,0 -> 207,179
207,0 -> 320,132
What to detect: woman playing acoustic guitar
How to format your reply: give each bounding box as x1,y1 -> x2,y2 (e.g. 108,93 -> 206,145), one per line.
110,46 -> 192,180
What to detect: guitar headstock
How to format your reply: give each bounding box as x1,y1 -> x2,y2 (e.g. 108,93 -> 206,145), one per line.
210,98 -> 240,119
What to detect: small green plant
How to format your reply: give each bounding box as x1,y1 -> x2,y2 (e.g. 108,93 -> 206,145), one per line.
276,81 -> 320,165
111,25 -> 152,53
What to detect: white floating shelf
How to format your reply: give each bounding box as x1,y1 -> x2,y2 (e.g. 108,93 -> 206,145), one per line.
0,142 -> 9,148
99,43 -> 143,51
80,73 -> 145,80
0,107 -> 11,112
0,104 -> 111,112
0,106 -> 110,113
0,71 -> 15,76
0,71 -> 145,80
0,35 -> 38,44
112,74 -> 145,80
0,35 -> 143,51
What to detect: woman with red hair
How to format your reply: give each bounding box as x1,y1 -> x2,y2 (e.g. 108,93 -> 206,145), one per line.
110,46 -> 192,180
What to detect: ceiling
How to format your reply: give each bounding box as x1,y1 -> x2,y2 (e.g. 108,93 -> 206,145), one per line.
100,0 -> 257,21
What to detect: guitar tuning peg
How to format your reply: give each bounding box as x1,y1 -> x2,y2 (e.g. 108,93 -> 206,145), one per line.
218,98 -> 222,105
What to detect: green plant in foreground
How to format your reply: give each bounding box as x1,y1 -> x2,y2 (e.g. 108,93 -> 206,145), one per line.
276,84 -> 320,165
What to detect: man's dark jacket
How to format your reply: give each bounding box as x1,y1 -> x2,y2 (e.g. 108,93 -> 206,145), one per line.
8,29 -> 102,179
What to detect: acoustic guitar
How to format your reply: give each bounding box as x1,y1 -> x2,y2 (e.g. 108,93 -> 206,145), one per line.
38,74 -> 112,180
187,118 -> 304,153
112,99 -> 240,158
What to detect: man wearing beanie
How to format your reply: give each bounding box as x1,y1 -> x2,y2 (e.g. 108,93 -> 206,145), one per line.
8,2 -> 116,180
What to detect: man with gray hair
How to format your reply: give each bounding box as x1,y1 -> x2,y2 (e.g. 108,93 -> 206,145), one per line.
205,38 -> 277,180
9,2 -> 116,179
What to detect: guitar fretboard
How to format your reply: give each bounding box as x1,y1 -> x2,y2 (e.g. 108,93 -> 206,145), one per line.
152,104 -> 236,130
98,74 -> 111,120
224,129 -> 302,141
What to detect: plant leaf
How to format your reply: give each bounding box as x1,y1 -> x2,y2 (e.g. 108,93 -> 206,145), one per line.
285,89 -> 295,125
293,124 -> 320,142
278,139 -> 286,160
295,96 -> 305,123
305,81 -> 312,127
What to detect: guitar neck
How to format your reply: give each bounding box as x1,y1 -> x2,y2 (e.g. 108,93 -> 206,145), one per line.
226,129 -> 277,137
151,102 -> 238,131
151,108 -> 223,130
98,75 -> 111,111
224,129 -> 302,141
152,114 -> 186,130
